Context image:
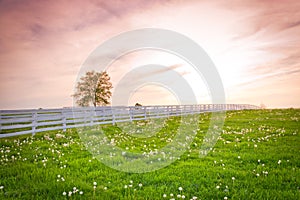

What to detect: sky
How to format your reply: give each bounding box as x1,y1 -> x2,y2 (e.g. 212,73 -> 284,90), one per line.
0,0 -> 299,109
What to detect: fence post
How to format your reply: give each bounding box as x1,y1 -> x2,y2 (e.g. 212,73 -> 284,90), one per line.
112,107 -> 115,125
90,108 -> 94,126
32,111 -> 37,136
144,106 -> 147,120
129,107 -> 133,122
62,108 -> 66,132
166,106 -> 169,117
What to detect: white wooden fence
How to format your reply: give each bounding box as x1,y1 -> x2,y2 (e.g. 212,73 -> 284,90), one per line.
0,104 -> 259,138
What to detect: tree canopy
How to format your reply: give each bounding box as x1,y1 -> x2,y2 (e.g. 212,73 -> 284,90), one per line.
73,71 -> 113,107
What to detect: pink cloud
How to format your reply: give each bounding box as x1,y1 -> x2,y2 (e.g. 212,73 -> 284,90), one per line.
0,0 -> 299,109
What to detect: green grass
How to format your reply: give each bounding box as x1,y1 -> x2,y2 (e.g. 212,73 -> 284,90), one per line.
0,109 -> 299,199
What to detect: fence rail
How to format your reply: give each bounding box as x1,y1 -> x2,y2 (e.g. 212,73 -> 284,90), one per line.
0,104 -> 259,138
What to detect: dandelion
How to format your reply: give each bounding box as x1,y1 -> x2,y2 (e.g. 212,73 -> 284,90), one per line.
138,183 -> 142,187
192,197 -> 198,200
0,186 -> 4,190
129,185 -> 133,188
232,177 -> 235,181
79,191 -> 83,195
104,187 -> 107,190
216,185 -> 220,189
258,159 -> 260,163
254,144 -> 257,148
170,193 -> 174,197
62,192 -> 66,196
263,171 -> 269,175
177,194 -> 181,198
278,160 -> 281,164
178,187 -> 183,191
163,194 -> 167,198
256,173 -> 260,177
93,182 -> 97,186
68,191 -> 72,197
224,197 -> 228,200
182,195 -> 185,199
237,156 -> 241,159
57,174 -> 61,178
130,180 -> 133,184
124,185 -> 128,189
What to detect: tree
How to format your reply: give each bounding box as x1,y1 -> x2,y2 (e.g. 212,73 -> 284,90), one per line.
135,102 -> 142,106
73,71 -> 113,107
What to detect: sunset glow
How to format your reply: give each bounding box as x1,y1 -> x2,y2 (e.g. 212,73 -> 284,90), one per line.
0,0 -> 299,109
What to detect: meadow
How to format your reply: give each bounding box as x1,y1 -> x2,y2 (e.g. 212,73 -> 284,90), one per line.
0,109 -> 299,199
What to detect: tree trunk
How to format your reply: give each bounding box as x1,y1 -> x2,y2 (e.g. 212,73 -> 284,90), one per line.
93,92 -> 97,107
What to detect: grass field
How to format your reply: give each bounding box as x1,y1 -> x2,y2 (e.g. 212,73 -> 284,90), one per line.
0,109 -> 299,199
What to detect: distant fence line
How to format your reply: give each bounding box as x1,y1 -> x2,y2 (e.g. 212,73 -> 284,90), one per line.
0,104 -> 259,138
